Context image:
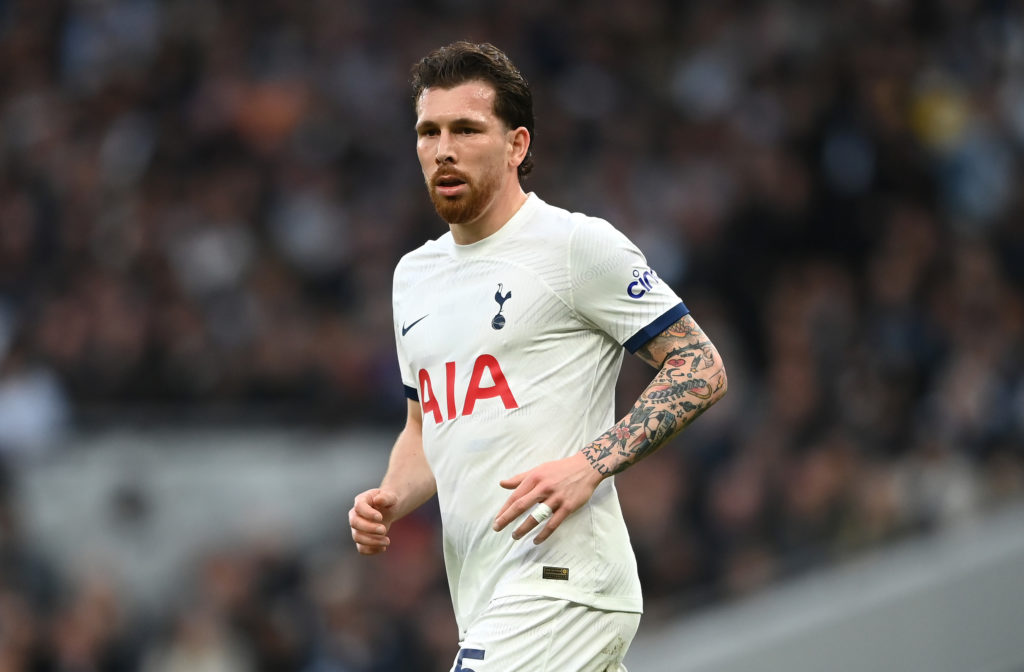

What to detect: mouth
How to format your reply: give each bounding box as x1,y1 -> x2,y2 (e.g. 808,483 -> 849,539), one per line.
433,173 -> 468,197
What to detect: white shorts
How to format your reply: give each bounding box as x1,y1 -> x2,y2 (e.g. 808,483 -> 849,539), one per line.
449,595 -> 641,672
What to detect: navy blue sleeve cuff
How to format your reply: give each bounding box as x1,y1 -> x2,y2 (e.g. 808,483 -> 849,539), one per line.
623,302 -> 690,354
403,384 -> 419,401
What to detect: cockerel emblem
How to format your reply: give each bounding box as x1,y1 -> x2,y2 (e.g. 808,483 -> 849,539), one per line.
492,283 -> 512,330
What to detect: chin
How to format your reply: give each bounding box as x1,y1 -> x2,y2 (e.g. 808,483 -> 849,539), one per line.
432,195 -> 482,225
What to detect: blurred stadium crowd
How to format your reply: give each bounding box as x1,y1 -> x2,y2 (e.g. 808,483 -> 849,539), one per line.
1,0 -> 1024,669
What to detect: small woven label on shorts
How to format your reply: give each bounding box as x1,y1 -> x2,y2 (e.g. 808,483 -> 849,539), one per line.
542,566 -> 569,580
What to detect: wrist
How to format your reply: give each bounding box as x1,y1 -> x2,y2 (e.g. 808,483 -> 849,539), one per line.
576,447 -> 616,481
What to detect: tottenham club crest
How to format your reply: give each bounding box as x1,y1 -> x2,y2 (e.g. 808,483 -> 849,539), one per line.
492,283 -> 512,329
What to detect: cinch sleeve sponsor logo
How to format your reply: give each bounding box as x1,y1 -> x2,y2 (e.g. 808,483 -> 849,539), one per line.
627,268 -> 660,299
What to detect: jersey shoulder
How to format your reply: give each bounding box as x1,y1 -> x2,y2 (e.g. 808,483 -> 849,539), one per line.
523,196 -> 615,240
393,233 -> 451,292
512,197 -> 630,267
528,198 -> 635,259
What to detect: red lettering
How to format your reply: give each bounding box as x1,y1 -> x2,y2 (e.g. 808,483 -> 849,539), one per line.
418,369 -> 442,424
418,355 -> 518,424
445,361 -> 457,421
463,354 -> 519,415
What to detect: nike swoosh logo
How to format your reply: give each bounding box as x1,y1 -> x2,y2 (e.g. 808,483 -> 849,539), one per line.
401,314 -> 429,336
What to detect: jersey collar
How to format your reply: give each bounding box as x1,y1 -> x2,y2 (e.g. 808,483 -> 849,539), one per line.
447,193 -> 540,257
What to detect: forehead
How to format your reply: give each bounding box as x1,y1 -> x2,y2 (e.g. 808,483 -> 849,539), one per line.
416,80 -> 498,124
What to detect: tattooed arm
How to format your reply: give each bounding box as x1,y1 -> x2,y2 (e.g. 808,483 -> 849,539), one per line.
492,313 -> 727,543
582,313 -> 727,476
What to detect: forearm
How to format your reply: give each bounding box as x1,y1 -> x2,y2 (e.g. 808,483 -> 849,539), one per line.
581,321 -> 727,476
380,423 -> 437,520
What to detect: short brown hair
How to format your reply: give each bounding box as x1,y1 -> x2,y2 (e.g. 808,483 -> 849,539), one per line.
411,41 -> 534,178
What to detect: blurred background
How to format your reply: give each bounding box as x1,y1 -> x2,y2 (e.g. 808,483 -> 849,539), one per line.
1,0 -> 1023,670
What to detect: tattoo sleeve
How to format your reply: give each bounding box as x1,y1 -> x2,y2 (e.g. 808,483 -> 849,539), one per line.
581,314 -> 727,477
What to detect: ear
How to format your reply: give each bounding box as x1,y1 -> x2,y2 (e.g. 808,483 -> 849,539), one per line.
508,127 -> 531,170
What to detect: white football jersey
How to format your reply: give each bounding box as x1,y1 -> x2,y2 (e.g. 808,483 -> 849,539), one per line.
392,193 -> 688,636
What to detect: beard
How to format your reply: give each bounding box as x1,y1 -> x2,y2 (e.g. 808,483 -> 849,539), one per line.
427,164 -> 502,225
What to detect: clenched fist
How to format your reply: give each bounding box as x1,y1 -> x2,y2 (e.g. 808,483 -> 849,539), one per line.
349,488 -> 399,555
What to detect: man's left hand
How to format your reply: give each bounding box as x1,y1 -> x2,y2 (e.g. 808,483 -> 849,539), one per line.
492,452 -> 604,544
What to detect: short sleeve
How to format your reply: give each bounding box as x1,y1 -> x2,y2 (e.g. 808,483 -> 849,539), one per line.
569,218 -> 688,353
393,268 -> 419,401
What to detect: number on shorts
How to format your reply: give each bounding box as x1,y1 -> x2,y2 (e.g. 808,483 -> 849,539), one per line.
455,647 -> 485,672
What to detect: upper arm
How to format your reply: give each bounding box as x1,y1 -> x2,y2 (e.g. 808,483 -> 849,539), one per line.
405,398 -> 423,433
633,313 -> 724,380
568,218 -> 687,349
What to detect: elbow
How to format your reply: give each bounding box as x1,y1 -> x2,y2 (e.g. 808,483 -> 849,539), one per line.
711,354 -> 728,404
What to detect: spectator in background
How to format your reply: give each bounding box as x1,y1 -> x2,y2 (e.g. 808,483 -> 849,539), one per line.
0,333 -> 68,459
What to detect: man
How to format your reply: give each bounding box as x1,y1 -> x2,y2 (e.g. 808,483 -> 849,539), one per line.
349,41 -> 727,671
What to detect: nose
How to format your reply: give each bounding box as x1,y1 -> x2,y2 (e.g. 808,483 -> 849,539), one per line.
435,130 -> 455,164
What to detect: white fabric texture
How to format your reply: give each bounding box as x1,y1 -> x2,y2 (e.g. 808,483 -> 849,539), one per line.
448,595 -> 640,672
392,193 -> 686,636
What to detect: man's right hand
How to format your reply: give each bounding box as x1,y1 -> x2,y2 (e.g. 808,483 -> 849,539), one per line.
349,488 -> 399,555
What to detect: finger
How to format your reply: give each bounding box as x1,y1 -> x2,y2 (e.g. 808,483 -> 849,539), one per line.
356,542 -> 388,555
512,501 -> 554,540
349,513 -> 388,536
493,487 -> 542,532
494,490 -> 524,529
533,508 -> 571,544
353,501 -> 383,523
371,490 -> 398,510
353,492 -> 384,522
493,477 -> 535,530
511,514 -> 540,540
352,529 -> 390,548
349,503 -> 384,531
351,518 -> 390,546
499,472 -> 527,489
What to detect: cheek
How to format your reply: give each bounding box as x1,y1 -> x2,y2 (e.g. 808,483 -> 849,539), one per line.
416,145 -> 434,170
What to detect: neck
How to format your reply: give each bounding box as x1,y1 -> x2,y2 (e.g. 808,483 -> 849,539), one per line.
449,185 -> 528,245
